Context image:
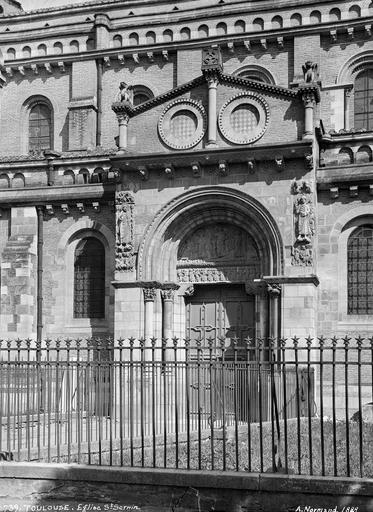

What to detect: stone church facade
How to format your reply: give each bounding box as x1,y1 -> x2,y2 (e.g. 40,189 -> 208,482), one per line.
0,0 -> 372,345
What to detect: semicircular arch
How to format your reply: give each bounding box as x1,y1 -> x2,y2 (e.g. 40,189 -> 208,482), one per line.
137,186 -> 283,282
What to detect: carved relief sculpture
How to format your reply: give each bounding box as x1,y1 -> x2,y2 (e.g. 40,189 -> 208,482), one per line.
302,61 -> 318,83
291,180 -> 315,267
115,191 -> 135,271
117,82 -> 133,104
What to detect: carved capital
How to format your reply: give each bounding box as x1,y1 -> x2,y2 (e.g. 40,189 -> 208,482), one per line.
267,283 -> 281,297
291,244 -> 313,267
345,86 -> 353,99
201,47 -> 223,72
301,91 -> 316,107
161,289 -> 175,302
117,112 -> 130,125
143,288 -> 157,302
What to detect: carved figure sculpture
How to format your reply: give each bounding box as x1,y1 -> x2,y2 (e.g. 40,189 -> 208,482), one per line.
302,61 -> 318,83
117,82 -> 132,103
115,191 -> 135,271
295,195 -> 313,243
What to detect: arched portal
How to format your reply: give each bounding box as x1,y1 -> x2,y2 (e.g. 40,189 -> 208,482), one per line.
137,186 -> 283,346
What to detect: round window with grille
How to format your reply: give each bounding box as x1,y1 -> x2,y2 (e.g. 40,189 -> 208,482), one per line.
218,93 -> 269,145
158,99 -> 206,149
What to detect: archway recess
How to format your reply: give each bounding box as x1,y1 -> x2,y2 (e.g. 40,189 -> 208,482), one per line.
137,186 -> 283,285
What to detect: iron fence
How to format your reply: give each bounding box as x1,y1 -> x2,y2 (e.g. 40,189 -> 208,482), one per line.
0,336 -> 372,478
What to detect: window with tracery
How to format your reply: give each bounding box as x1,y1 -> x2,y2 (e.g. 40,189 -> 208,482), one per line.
74,237 -> 105,319
354,69 -> 373,130
29,103 -> 52,151
348,225 -> 373,314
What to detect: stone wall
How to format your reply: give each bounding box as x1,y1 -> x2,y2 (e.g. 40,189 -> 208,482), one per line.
0,463 -> 371,512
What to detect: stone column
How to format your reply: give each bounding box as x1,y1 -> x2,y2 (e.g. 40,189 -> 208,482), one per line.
117,113 -> 129,151
267,284 -> 281,340
344,86 -> 353,130
143,287 -> 157,341
161,289 -> 175,341
206,75 -> 219,146
301,91 -> 316,140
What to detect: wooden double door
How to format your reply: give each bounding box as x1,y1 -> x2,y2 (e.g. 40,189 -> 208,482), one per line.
185,284 -> 255,350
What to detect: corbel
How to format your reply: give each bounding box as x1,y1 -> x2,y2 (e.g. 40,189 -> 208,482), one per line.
349,185 -> 358,198
5,67 -> 13,77
138,165 -> 149,181
277,36 -> 284,49
227,42 -> 234,53
44,62 -> 52,73
58,61 -> 66,73
162,50 -> 169,61
164,164 -> 174,179
17,66 -> 25,75
31,64 -> 38,75
369,184 -> 373,196
330,187 -> 339,199
191,161 -> 202,178
147,51 -> 154,62
260,39 -> 267,50
243,40 -> 251,52
76,202 -> 85,213
92,201 -> 100,212
365,24 -> 372,37
45,204 -> 54,216
132,53 -> 139,63
118,54 -> 125,65
247,159 -> 256,174
274,155 -> 285,172
330,30 -> 337,43
103,56 -> 111,67
218,160 -> 228,176
347,27 -> 354,40
61,204 -> 69,215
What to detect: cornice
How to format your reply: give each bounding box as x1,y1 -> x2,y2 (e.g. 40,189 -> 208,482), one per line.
221,74 -> 298,99
0,148 -> 117,168
112,75 -> 205,118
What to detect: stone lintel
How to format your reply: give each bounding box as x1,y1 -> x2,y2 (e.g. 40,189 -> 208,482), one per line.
111,280 -> 179,290
257,275 -> 320,286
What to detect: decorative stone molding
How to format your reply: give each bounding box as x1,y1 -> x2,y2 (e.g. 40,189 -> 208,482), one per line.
218,93 -> 269,145
177,265 -> 259,284
143,288 -> 157,302
247,159 -> 256,174
304,153 -> 313,170
158,99 -> 207,150
201,47 -> 223,74
115,191 -> 135,271
274,155 -> 285,172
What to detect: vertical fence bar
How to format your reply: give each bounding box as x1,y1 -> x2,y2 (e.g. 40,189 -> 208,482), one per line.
197,339 -> 202,471
185,338 -> 191,470
36,339 -> 41,462
344,336 -> 350,477
139,338 -> 145,468
306,336 -> 313,476
25,338 -> 31,461
356,336 -> 363,478
269,338 -> 276,472
208,337 -> 214,471
331,336 -> 337,476
279,338 -> 288,473
319,336 -> 325,477
86,339 -> 92,466
257,338 -> 263,473
220,337 -> 226,472
6,341 -> 11,456
293,336 -> 301,475
129,337 -> 134,467
162,337 -> 167,469
246,338 -> 252,473
173,338 -> 179,469
151,338 -> 156,468
233,338 -> 239,472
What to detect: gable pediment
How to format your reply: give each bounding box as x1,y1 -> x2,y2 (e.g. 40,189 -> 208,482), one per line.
112,70 -> 318,155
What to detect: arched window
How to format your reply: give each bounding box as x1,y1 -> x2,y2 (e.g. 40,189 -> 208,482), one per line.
132,85 -> 154,106
38,44 -> 47,56
180,27 -> 191,40
113,35 -> 122,48
348,225 -> 373,314
234,65 -> 276,85
74,237 -> 105,319
29,102 -> 52,151
354,69 -> 373,131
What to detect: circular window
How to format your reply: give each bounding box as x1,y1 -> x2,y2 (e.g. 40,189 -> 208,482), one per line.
158,99 -> 206,149
218,93 -> 269,145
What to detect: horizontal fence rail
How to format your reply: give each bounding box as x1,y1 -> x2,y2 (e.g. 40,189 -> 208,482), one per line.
0,336 -> 372,477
